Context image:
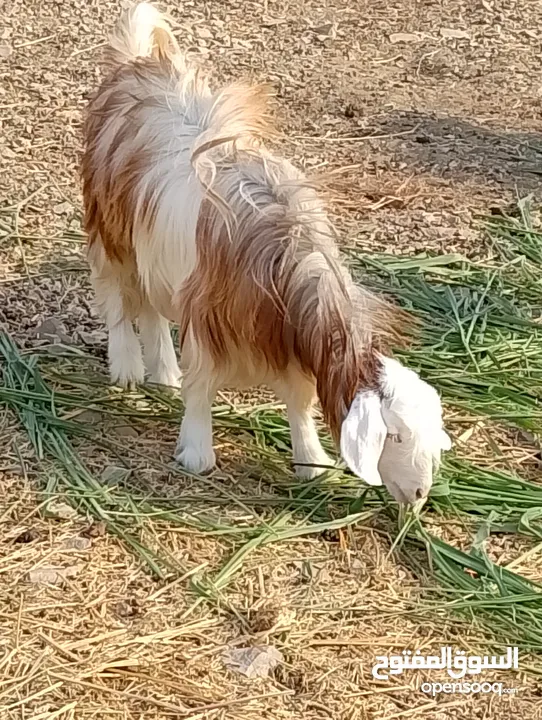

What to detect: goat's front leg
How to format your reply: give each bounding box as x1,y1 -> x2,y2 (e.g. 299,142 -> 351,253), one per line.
174,369 -> 218,473
273,371 -> 333,479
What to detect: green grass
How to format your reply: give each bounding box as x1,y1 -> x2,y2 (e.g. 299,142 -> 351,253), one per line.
3,199 -> 542,652
346,200 -> 542,431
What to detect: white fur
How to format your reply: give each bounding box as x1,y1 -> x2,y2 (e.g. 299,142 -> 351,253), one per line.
106,3 -> 186,71
89,242 -> 180,389
341,356 -> 451,504
139,303 -> 181,387
93,70 -> 210,320
109,320 -> 145,388
273,371 -> 332,480
174,367 -> 217,473
340,391 -> 386,487
88,5 -> 450,495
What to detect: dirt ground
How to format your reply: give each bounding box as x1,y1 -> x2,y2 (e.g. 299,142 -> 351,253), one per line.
1,1 -> 542,718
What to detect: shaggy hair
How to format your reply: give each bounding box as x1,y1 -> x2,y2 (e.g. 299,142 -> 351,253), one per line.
82,3 -> 450,503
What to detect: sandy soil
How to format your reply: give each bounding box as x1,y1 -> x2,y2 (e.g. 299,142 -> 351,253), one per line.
1,1 -> 542,718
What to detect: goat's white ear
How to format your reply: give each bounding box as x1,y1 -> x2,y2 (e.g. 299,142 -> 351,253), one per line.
440,430 -> 452,451
340,391 -> 387,486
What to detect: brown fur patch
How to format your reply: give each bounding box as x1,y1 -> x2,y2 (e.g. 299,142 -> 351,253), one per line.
82,54 -> 275,265
82,4 -> 412,448
81,59 -> 166,262
177,198 -> 292,372
178,171 -> 413,444
191,83 -> 276,164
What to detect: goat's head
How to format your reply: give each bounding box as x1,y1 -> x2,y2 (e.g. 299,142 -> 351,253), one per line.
340,356 -> 451,505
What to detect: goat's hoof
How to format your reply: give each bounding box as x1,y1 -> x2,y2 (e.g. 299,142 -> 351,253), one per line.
110,371 -> 145,391
110,360 -> 145,390
111,378 -> 141,392
294,457 -> 334,480
148,373 -> 182,390
174,445 -> 216,474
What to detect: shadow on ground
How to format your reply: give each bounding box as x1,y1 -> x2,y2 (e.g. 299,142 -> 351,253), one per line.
371,111 -> 542,195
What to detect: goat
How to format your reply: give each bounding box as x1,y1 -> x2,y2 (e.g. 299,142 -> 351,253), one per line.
81,3 -> 451,504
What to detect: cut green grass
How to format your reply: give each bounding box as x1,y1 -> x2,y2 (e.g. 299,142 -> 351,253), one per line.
3,338 -> 542,648
3,199 -> 542,652
345,204 -> 542,432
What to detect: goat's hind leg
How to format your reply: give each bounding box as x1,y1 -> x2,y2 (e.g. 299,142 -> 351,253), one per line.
139,301 -> 181,388
89,245 -> 144,388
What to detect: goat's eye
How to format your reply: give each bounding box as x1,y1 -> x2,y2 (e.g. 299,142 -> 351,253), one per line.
387,433 -> 402,444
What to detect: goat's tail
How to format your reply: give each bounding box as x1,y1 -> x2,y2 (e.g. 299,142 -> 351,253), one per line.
103,2 -> 181,68
106,7 -> 275,210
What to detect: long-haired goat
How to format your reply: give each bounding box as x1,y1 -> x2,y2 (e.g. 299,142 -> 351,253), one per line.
82,3 -> 451,504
